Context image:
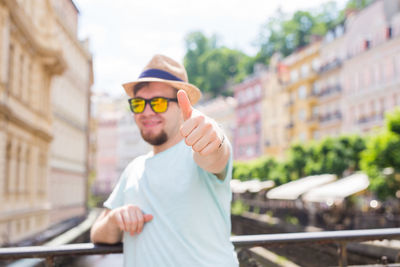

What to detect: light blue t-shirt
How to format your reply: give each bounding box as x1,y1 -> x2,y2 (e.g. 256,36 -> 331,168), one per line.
104,140 -> 239,267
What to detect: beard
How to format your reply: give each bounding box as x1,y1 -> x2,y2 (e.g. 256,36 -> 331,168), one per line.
141,129 -> 168,146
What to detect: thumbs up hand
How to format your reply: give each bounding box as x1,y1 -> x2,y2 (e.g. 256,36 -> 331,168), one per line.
178,90 -> 224,156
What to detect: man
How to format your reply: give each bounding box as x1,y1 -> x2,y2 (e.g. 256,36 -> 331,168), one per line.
90,54 -> 239,266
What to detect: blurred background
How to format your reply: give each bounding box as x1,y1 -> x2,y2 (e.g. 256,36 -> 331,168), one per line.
0,0 -> 400,266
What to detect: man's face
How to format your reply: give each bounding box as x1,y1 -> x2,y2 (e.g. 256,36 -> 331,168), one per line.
134,82 -> 183,147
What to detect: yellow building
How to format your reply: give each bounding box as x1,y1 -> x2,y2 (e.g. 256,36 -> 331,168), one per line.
314,26 -> 345,139
261,54 -> 288,159
282,41 -> 321,144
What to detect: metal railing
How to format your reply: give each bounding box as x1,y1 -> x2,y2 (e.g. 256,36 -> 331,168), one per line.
1,228 -> 400,267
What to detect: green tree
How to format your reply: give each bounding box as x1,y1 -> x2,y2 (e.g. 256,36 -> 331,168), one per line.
386,108 -> 400,135
256,1 -> 342,62
183,31 -> 252,97
286,143 -> 310,180
345,0 -> 374,10
304,136 -> 366,177
361,108 -> 400,200
184,31 -> 216,90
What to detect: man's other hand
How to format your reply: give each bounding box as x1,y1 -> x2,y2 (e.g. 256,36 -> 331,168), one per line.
109,205 -> 153,236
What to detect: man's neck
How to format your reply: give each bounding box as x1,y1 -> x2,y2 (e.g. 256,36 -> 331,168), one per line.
153,134 -> 184,154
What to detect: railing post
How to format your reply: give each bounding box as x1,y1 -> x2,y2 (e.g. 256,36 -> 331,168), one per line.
337,241 -> 347,267
45,256 -> 54,267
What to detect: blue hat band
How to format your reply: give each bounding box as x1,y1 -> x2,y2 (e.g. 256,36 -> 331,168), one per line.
138,68 -> 184,82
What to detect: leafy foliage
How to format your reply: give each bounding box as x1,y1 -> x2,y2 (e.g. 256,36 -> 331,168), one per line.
233,135 -> 366,187
183,32 -> 253,97
255,2 -> 343,64
361,108 -> 400,200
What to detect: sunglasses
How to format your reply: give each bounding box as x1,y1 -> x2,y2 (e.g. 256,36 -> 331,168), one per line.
128,97 -> 178,114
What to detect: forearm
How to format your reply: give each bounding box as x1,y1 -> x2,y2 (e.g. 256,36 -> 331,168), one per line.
90,210 -> 122,244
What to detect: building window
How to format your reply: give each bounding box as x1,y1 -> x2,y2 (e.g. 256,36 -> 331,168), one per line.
312,58 -> 321,72
8,44 -> 14,91
4,141 -> 11,195
374,63 -> 381,85
247,88 -> 253,102
290,70 -> 299,83
254,85 -> 262,98
299,132 -> 306,142
299,109 -> 306,121
298,85 -> 307,99
312,106 -> 318,118
246,146 -> 254,157
301,64 -> 310,78
312,82 -> 320,95
383,57 -> 395,82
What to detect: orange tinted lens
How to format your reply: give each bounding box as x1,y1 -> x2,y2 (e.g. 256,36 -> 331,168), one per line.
150,98 -> 168,113
131,99 -> 145,113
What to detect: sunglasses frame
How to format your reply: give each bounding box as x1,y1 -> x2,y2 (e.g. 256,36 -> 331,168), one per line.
128,96 -> 178,114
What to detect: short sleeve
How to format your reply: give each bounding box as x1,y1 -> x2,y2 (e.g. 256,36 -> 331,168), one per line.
103,164 -> 131,210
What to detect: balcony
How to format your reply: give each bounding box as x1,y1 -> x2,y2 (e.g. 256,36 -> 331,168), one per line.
317,85 -> 342,99
357,113 -> 385,125
319,111 -> 343,124
1,228 -> 400,266
319,58 -> 342,74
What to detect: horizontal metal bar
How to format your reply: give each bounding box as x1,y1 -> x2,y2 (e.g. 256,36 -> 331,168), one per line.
0,243 -> 123,260
1,228 -> 400,260
231,227 -> 400,247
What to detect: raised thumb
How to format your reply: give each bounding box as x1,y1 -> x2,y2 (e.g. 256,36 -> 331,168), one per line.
177,90 -> 193,121
144,214 -> 153,222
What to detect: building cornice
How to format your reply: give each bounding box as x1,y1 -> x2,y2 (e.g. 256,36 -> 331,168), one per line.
3,0 -> 66,75
0,100 -> 53,142
53,14 -> 92,60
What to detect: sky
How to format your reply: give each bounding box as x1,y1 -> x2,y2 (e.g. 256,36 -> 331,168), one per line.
74,0 -> 348,97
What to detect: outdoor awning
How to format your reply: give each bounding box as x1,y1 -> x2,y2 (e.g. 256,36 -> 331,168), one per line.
302,172 -> 370,204
230,179 -> 275,194
266,174 -> 337,200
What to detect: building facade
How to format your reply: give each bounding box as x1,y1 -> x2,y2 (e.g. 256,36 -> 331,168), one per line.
0,0 -> 66,245
233,69 -> 266,160
282,41 -> 321,144
261,54 -> 288,158
92,94 -> 150,198
117,112 -> 151,176
341,0 -> 400,134
196,96 -> 237,145
314,25 -> 346,139
48,0 -> 93,226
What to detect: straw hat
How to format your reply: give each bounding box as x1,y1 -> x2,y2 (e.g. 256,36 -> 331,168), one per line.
122,54 -> 202,105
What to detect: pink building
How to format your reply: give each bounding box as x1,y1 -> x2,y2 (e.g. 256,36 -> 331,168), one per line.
94,115 -> 119,197
341,0 -> 400,134
233,69 -> 266,160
